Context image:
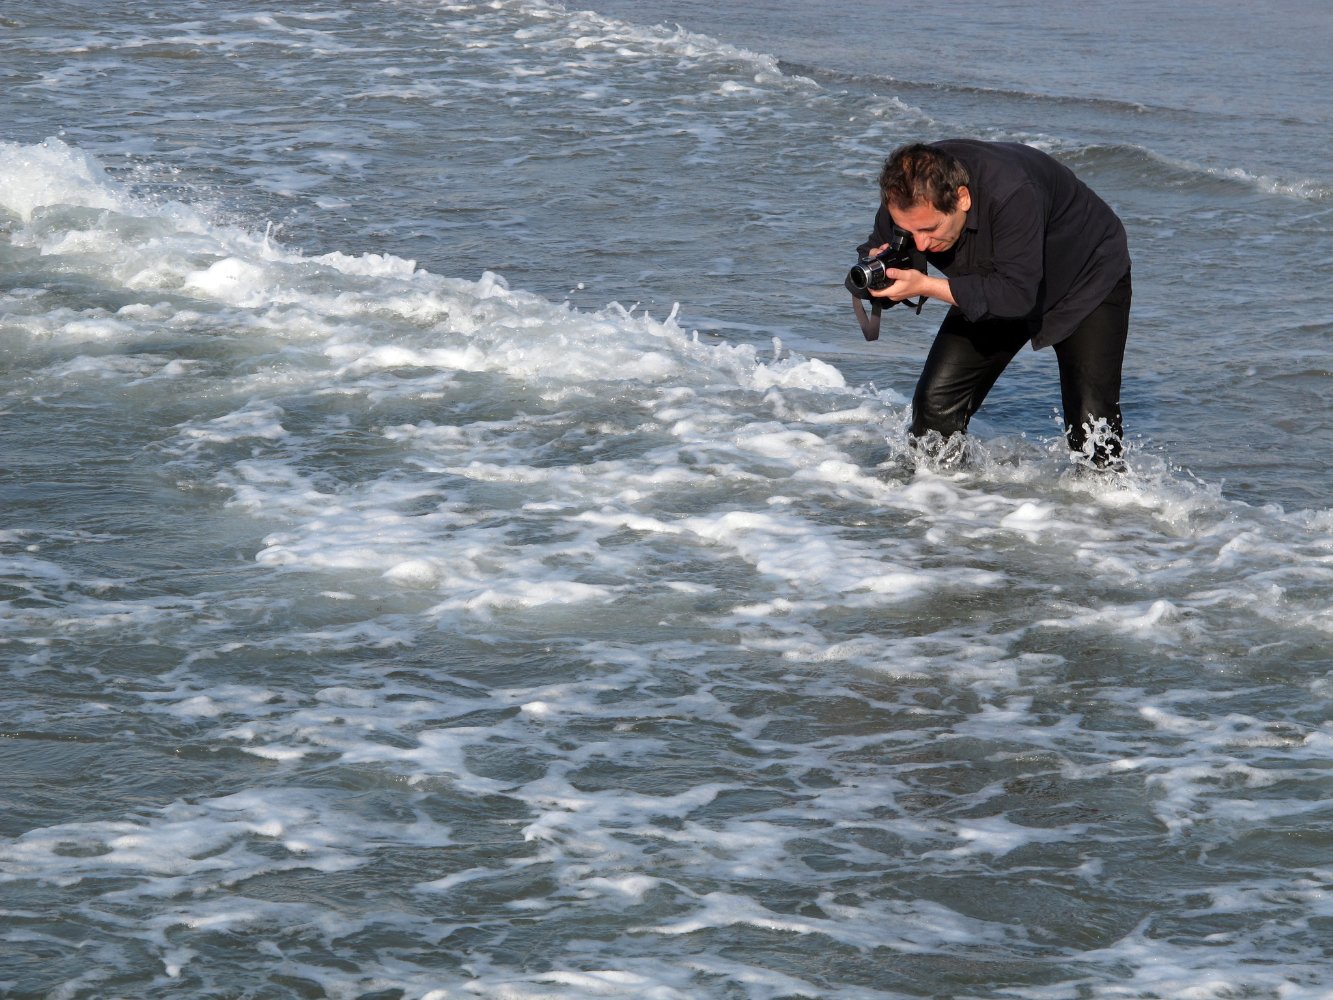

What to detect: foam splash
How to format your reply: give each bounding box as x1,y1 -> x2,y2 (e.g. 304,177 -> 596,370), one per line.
0,137 -> 134,222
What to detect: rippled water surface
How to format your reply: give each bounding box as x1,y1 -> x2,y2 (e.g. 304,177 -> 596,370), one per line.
2,2 -> 1332,998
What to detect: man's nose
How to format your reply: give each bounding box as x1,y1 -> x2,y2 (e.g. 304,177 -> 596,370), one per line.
913,234 -> 931,251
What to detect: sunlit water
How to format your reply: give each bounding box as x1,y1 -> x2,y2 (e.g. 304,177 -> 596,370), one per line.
2,2 -> 1332,998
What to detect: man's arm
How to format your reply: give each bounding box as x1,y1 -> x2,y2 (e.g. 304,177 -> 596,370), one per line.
948,183 -> 1046,322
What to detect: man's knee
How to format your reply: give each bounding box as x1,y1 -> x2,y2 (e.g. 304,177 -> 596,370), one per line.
910,378 -> 972,439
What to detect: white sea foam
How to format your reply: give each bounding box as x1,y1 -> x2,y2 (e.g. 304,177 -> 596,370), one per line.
0,137 -> 133,222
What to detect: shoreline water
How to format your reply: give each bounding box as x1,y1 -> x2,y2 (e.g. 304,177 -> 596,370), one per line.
3,3 -> 1332,997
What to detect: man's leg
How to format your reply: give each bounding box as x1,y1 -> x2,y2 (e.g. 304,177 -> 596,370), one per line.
911,310 -> 1031,442
1052,271 -> 1132,466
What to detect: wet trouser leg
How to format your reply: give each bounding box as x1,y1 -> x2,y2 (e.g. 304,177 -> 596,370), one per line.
1052,270 -> 1131,465
909,311 -> 1030,442
910,270 -> 1131,465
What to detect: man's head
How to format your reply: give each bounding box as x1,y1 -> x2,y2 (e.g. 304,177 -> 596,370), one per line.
878,143 -> 972,253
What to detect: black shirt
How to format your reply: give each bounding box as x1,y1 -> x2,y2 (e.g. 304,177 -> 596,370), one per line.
863,140 -> 1130,349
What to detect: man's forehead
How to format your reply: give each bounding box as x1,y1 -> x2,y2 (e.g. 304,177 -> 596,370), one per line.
890,203 -> 946,228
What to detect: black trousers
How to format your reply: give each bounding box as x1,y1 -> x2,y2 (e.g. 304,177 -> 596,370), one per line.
910,270 -> 1131,464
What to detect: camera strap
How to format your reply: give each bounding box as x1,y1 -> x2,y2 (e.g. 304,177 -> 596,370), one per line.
852,295 -> 882,342
852,294 -> 925,342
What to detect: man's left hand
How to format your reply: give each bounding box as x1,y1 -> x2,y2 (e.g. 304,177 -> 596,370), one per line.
870,268 -> 956,307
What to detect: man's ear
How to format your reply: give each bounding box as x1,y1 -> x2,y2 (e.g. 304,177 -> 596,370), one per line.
956,185 -> 972,212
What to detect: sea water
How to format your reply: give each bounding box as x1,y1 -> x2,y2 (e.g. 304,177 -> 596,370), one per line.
2,1 -> 1332,998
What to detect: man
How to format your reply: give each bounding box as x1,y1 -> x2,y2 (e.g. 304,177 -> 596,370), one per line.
849,140 -> 1132,468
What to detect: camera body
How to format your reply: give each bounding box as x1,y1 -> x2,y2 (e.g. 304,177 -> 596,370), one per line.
847,229 -> 916,292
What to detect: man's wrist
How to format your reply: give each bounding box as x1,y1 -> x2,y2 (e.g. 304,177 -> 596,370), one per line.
926,275 -> 955,306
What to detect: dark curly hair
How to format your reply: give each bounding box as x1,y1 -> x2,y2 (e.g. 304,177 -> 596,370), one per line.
878,143 -> 971,213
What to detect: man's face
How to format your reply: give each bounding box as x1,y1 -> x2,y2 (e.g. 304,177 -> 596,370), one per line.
888,186 -> 972,253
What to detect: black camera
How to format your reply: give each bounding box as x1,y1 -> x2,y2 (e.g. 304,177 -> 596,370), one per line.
847,229 -> 915,292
